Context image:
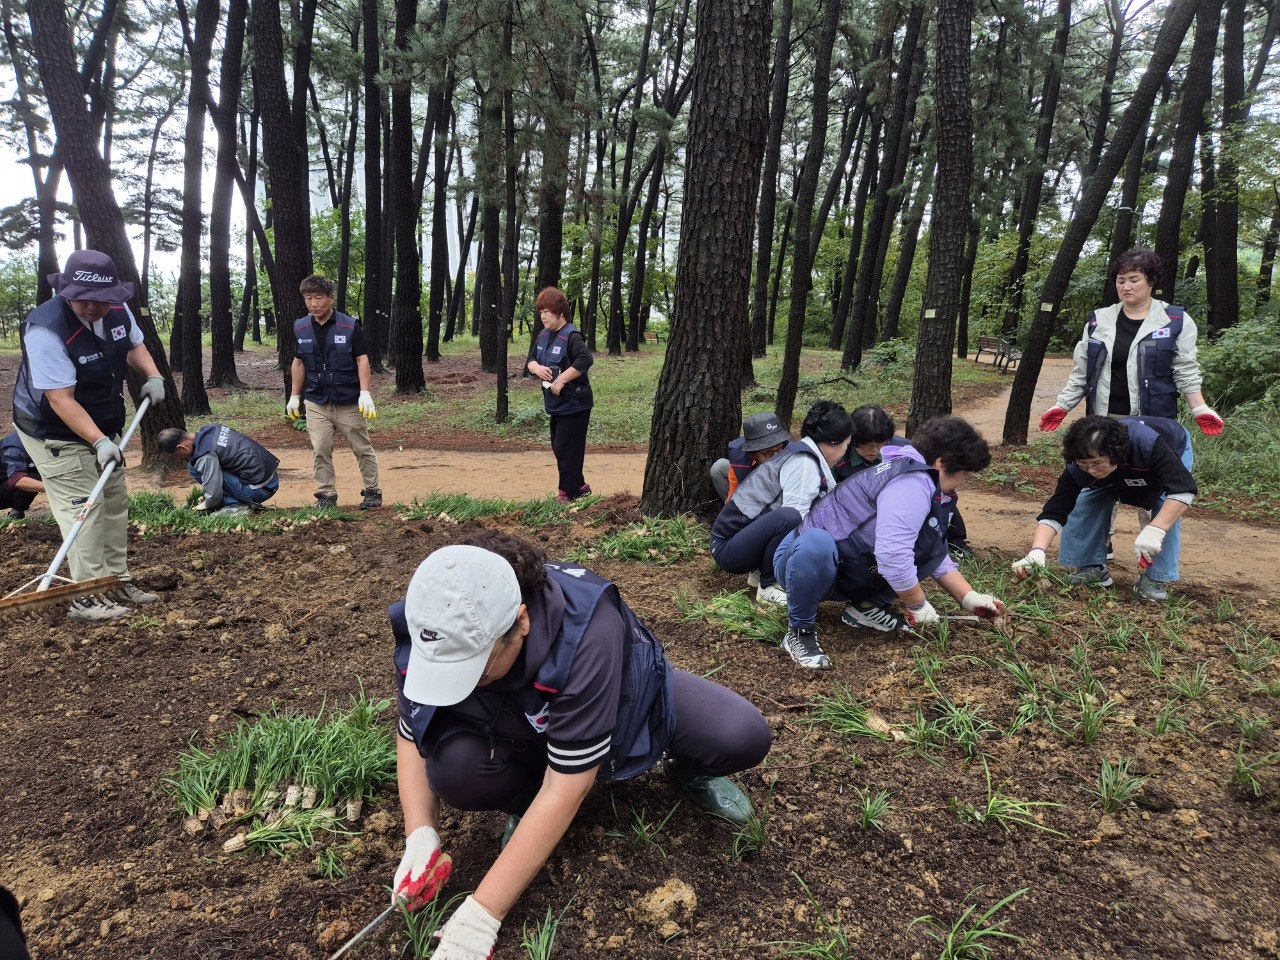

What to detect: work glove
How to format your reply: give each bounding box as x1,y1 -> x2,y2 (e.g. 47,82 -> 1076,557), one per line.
1039,406 -> 1069,431
392,826 -> 452,912
431,895 -> 501,960
192,500 -> 208,512
358,390 -> 377,420
1133,525 -> 1166,565
1011,548 -> 1047,580
961,591 -> 1006,618
1190,404 -> 1223,436
140,375 -> 166,405
286,396 -> 302,421
93,437 -> 123,471
905,598 -> 940,627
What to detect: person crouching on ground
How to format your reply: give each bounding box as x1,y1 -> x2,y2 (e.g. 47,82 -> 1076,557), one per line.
389,530 -> 771,957
709,401 -> 851,606
1012,414 -> 1195,602
157,425 -> 280,515
1,429 -> 44,519
772,415 -> 1005,669
526,286 -> 594,502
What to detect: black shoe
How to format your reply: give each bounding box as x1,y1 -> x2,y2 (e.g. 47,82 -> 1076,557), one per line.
842,601 -> 906,632
358,487 -> 383,510
780,627 -> 831,669
6,509 -> 24,520
664,758 -> 755,825
1106,540 -> 1115,562
314,493 -> 338,510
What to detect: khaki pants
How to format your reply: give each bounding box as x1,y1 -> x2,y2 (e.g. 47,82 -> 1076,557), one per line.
304,401 -> 380,496
16,427 -> 132,583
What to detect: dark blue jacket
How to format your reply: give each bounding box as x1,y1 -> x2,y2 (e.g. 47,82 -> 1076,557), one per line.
192,424 -> 279,485
392,563 -> 675,783
294,313 -> 362,405
530,323 -> 593,416
12,298 -> 135,442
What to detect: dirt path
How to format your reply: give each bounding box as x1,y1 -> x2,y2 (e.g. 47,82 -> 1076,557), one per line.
129,356 -> 1278,599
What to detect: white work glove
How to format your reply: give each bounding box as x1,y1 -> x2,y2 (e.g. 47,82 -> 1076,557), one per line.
905,598 -> 940,627
286,396 -> 302,421
1011,548 -> 1047,580
140,375 -> 165,405
358,390 -> 377,420
1134,525 -> 1166,565
432,895 -> 501,960
1190,404 -> 1223,435
192,500 -> 207,512
961,590 -> 1006,619
93,437 -> 123,471
392,825 -> 452,912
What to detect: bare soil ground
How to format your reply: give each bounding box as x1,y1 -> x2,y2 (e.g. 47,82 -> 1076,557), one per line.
2,349 -> 1279,959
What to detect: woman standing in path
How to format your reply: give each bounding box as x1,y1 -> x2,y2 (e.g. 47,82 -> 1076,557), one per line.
527,287 -> 594,502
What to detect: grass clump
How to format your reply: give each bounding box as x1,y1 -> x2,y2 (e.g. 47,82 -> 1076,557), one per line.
569,515 -> 705,565
808,686 -> 892,741
910,887 -> 1029,960
675,589 -> 785,644
1083,757 -> 1149,813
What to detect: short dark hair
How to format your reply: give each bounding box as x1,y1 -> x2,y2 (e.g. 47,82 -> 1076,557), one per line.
1108,247 -> 1161,289
156,427 -> 190,453
1063,415 -> 1129,465
534,286 -> 571,319
458,529 -> 549,599
850,404 -> 895,445
800,400 -> 852,446
911,415 -> 991,473
299,274 -> 336,297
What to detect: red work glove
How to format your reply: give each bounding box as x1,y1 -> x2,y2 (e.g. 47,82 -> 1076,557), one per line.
1190,405 -> 1223,435
1039,406 -> 1069,431
392,826 -> 452,911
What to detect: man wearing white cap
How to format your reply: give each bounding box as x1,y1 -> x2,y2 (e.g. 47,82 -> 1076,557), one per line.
12,249 -> 165,621
388,531 -> 771,958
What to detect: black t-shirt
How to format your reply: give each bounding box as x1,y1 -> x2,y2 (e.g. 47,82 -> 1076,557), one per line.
1108,314 -> 1143,415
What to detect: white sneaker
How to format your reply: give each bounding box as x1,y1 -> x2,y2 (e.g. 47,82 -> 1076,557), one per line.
756,583 -> 788,605
781,628 -> 831,669
746,570 -> 761,588
67,596 -> 129,622
109,582 -> 160,605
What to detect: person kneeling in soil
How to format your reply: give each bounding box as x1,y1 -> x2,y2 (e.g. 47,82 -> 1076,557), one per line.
389,531 -> 771,957
1,429 -> 45,519
1011,414 -> 1195,602
772,415 -> 1005,669
157,425 -> 280,515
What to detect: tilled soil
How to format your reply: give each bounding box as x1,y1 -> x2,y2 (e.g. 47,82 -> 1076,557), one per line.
3,500 -> 1280,960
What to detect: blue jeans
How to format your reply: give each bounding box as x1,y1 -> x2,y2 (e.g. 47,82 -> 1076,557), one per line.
773,529 -> 842,630
1056,427 -> 1192,583
189,464 -> 279,508
711,507 -> 801,587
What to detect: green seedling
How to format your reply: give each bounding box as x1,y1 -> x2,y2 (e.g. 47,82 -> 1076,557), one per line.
760,873 -> 857,959
1151,698 -> 1188,736
398,492 -> 520,522
809,686 -> 892,741
569,515 -> 705,565
1139,637 -> 1165,681
675,589 -> 785,644
1083,757 -> 1149,813
521,900 -> 572,960
730,810 -> 770,862
1074,690 -> 1117,746
1215,596 -> 1237,622
935,698 -> 995,760
952,761 -> 1064,836
900,710 -> 946,763
401,892 -> 467,959
853,787 -> 893,831
1237,714 -> 1271,742
912,649 -> 945,694
1167,661 -> 1210,701
1232,743 -> 1280,798
314,845 -> 348,880
910,886 -> 1029,960
605,795 -> 680,857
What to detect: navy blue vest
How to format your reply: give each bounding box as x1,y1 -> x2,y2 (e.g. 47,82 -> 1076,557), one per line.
1084,307 -> 1184,418
294,313 -> 360,404
1063,416 -> 1189,511
12,298 -> 134,442
711,441 -> 826,542
392,563 -> 675,783
192,424 -> 280,486
533,323 -> 593,416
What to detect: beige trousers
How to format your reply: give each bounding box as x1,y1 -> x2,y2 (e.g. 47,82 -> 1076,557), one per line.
17,427 -> 132,583
304,401 -> 380,496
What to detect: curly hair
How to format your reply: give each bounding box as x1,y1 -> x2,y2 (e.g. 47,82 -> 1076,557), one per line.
1107,247 -> 1162,289
911,416 -> 991,473
1063,415 -> 1129,465
534,286 -> 571,319
850,404 -> 896,446
458,529 -> 549,599
800,400 -> 853,446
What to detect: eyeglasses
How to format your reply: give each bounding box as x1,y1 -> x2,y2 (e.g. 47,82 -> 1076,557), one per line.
1074,457 -> 1114,474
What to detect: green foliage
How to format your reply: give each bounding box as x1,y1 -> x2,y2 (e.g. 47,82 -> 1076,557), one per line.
569,516 -> 706,565
606,795 -> 681,858
1083,758 -> 1149,813
808,686 -> 893,741
910,887 -> 1029,960
675,589 -> 786,644
0,255 -> 39,342
852,786 -> 893,831
401,893 -> 466,959
521,901 -> 571,960
1199,319 -> 1280,411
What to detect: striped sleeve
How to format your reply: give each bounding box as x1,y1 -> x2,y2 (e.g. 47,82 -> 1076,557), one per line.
546,734 -> 613,775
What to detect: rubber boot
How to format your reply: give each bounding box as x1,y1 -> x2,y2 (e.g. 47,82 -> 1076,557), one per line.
664,757 -> 754,825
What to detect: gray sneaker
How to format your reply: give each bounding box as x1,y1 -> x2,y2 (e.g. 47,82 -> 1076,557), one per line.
842,601 -> 905,632
1134,574 -> 1168,602
67,596 -> 128,622
217,504 -> 251,516
781,628 -> 831,669
1068,565 -> 1114,588
109,582 -> 160,605
314,493 -> 338,510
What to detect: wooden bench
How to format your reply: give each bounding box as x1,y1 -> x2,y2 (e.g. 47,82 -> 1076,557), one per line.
643,330 -> 665,345
974,335 -> 1022,372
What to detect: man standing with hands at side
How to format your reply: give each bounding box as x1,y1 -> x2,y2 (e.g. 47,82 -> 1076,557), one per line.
11,249 -> 165,621
286,274 -> 382,510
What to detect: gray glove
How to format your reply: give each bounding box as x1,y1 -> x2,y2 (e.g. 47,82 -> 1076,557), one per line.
140,375 -> 165,405
94,437 -> 123,471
